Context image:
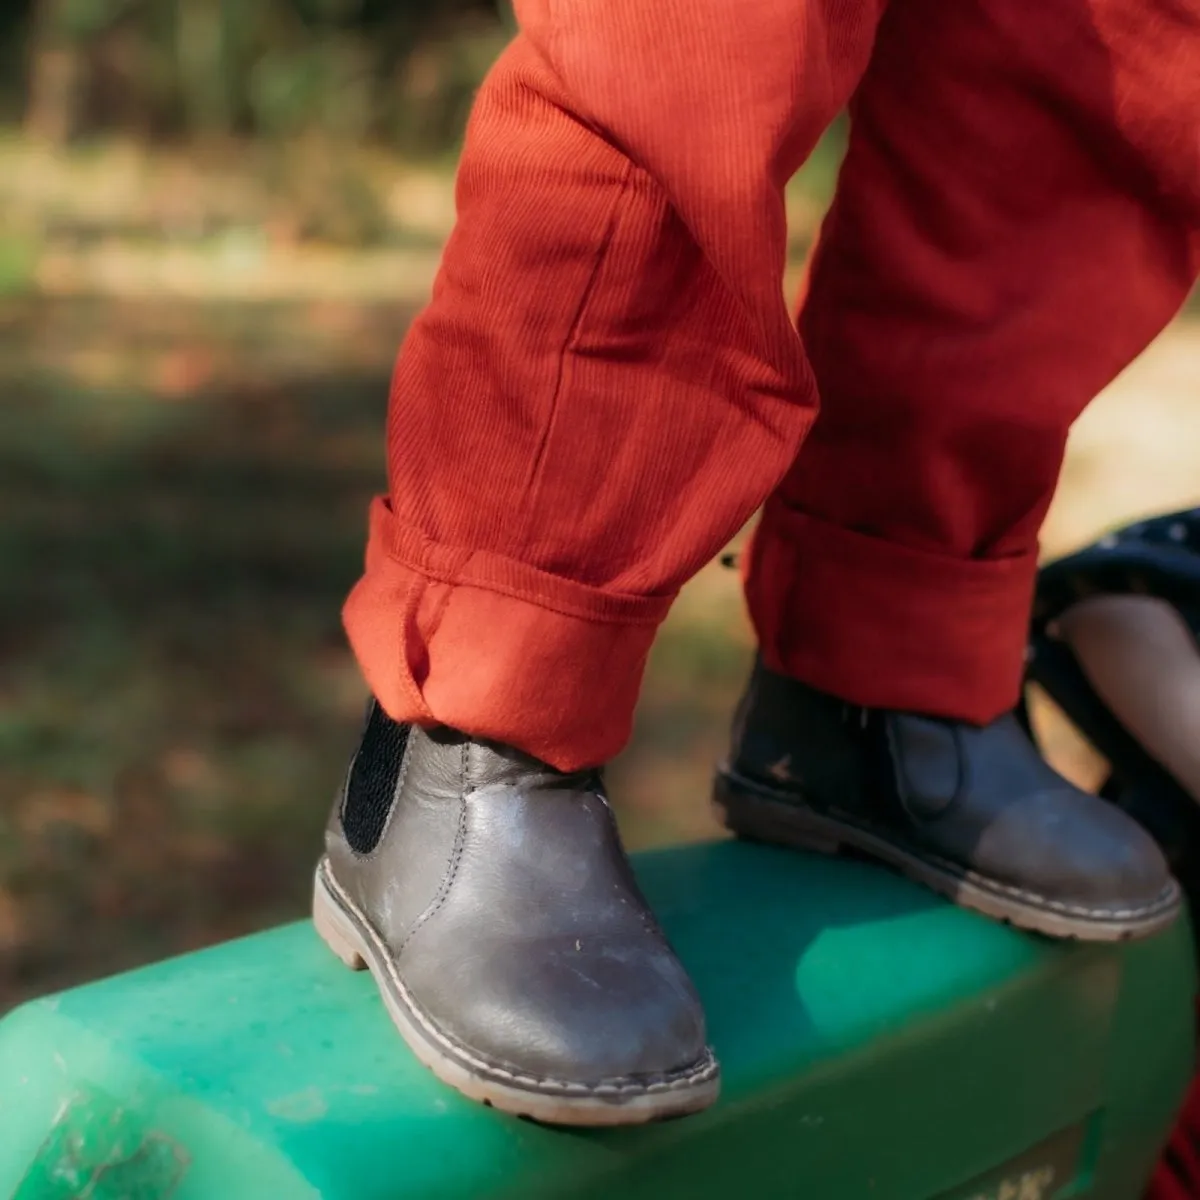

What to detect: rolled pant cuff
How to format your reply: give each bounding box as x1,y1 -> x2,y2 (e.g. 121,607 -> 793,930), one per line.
745,501 -> 1040,724
342,498 -> 672,771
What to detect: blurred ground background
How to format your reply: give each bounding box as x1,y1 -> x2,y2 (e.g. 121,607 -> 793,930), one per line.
0,0 -> 1197,1012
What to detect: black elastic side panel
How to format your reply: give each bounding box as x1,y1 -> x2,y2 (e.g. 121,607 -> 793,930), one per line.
341,701 -> 410,854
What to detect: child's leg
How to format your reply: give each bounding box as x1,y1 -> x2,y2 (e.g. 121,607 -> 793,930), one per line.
344,0 -> 888,772
714,0 -> 1195,942
323,0 -> 897,1125
749,0 -> 1200,720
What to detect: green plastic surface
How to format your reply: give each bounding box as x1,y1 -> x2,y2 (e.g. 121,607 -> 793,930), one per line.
0,841 -> 1194,1200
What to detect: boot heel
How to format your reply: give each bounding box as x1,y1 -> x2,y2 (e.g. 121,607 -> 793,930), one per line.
313,868 -> 368,971
713,790 -> 846,858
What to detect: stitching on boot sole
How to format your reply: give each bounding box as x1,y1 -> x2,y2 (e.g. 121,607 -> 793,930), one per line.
319,859 -> 719,1098
720,768 -> 1179,922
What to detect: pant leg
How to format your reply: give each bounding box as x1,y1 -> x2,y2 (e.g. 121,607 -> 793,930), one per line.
748,0 -> 1200,722
343,0 -> 889,770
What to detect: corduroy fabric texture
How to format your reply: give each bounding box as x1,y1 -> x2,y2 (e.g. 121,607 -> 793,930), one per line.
344,0 -> 1200,771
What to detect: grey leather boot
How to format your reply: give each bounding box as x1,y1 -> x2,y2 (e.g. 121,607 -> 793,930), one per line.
314,701 -> 719,1125
714,660 -> 1180,941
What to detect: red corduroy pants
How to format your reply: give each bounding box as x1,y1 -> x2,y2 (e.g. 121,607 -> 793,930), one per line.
344,0 -> 1200,772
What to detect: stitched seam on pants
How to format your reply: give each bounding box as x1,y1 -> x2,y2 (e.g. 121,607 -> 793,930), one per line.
759,506 -> 1040,575
385,546 -> 670,626
397,570 -> 437,715
516,158 -> 636,549
420,582 -> 454,648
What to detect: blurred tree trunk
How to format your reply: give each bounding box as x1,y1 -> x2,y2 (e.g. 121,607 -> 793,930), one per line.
24,0 -> 85,144
176,0 -> 235,137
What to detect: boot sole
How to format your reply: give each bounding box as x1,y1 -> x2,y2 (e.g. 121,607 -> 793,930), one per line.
714,768 -> 1181,942
312,857 -> 721,1126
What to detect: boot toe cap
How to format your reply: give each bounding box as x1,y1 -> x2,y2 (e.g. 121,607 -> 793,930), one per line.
975,789 -> 1176,917
409,932 -> 712,1089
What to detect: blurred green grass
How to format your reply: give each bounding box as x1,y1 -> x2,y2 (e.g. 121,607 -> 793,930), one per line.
0,298 -> 402,1005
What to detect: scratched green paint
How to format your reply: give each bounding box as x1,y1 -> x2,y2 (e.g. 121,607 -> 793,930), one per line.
12,1085 -> 188,1200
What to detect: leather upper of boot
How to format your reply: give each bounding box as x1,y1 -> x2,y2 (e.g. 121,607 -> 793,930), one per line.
727,661 -> 1174,915
326,713 -> 714,1088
